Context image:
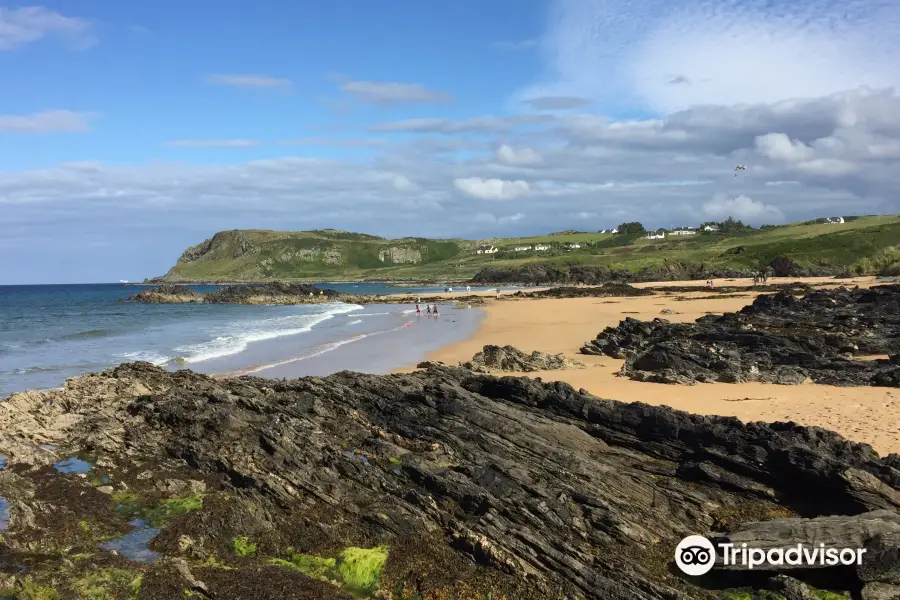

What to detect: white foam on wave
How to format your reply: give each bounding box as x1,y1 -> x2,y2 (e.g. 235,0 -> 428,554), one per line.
352,312 -> 391,317
347,319 -> 363,325
174,303 -> 363,364
121,351 -> 171,366
235,321 -> 409,375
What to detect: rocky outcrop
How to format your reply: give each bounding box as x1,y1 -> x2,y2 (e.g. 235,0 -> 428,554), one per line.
378,247 -> 422,264
581,285 -> 900,386
204,282 -> 342,304
459,344 -> 584,373
126,282 -> 493,307
471,263 -> 847,286
512,283 -> 653,298
125,285 -> 204,304
1,362 -> 899,598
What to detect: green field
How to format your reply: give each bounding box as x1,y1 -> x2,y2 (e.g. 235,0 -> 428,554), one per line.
157,217 -> 900,282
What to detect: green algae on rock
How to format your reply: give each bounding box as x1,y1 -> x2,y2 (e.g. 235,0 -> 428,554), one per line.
1,359 -> 898,598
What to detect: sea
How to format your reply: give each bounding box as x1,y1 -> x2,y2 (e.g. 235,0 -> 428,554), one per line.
0,282 -> 512,398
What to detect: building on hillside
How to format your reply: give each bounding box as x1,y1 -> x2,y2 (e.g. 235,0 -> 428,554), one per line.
702,224 -> 720,232
611,227 -> 619,234
668,227 -> 697,236
534,244 -> 551,251
646,232 -> 666,240
564,242 -> 583,249
825,216 -> 845,224
474,245 -> 498,254
513,245 -> 533,252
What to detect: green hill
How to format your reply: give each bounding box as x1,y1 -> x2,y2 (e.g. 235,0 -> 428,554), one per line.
157,217 -> 900,282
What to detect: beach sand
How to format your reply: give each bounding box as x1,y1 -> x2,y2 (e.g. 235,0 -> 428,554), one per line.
394,276 -> 900,456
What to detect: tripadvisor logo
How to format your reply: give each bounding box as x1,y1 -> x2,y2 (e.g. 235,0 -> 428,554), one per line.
674,535 -> 867,576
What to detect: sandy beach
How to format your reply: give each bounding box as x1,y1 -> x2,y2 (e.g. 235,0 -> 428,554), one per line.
394,276 -> 900,455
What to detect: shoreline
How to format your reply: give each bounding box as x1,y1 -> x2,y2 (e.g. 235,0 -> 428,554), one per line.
203,300 -> 485,381
391,275 -> 900,455
6,275 -> 897,455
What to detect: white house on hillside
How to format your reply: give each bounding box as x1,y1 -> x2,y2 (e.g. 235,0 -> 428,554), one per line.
646,232 -> 665,240
702,224 -> 719,231
534,244 -> 551,251
826,216 -> 845,224
565,242 -> 583,249
513,245 -> 533,252
474,245 -> 498,254
669,227 -> 697,236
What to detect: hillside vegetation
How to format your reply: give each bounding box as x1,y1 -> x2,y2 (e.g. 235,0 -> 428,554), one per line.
157,217 -> 900,282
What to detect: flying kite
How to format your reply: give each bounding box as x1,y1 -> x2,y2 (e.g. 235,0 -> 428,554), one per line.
734,164 -> 746,177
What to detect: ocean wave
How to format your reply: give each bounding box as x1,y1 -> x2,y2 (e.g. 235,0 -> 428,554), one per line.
347,319 -> 363,325
351,312 -> 391,316
173,303 -> 363,364
60,329 -> 112,341
120,351 -> 171,366
235,321 -> 409,375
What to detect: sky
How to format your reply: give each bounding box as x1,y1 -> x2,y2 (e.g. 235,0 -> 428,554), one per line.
2,0 -> 900,283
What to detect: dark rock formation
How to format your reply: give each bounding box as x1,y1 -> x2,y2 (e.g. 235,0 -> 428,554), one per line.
512,283 -> 653,298
124,284 -> 204,304
470,262 -> 845,286
1,362 -> 899,598
581,285 -> 900,386
125,281 -> 490,307
204,282 -> 341,304
646,282 -> 815,295
770,257 -> 796,277
459,344 -> 584,373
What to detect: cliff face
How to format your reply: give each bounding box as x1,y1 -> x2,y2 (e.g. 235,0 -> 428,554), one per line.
161,229 -> 463,281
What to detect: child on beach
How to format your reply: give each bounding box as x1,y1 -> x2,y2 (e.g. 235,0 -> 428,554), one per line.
415,303 -> 421,314
432,305 -> 439,316
426,306 -> 431,314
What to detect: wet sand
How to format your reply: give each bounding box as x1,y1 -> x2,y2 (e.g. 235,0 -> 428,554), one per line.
393,276 -> 900,455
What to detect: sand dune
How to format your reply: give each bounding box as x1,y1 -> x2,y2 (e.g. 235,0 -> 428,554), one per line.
394,276 -> 900,455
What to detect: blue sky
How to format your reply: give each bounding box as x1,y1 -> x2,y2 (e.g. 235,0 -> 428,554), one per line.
1,0 -> 545,168
2,0 -> 899,283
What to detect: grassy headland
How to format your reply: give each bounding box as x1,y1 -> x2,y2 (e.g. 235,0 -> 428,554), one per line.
154,217 -> 900,283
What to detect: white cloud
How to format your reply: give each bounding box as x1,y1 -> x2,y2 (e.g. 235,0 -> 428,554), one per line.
205,74 -> 293,89
0,110 -> 94,133
339,80 -> 452,104
516,0 -> 900,114
496,145 -> 542,165
166,139 -> 258,148
755,133 -> 814,162
453,178 -> 531,200
0,6 -> 95,50
702,194 -> 784,223
3,88 -> 900,284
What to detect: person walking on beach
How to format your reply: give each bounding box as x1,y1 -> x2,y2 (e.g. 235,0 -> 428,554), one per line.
426,305 -> 431,314
466,285 -> 471,293
415,303 -> 421,315
432,305 -> 439,316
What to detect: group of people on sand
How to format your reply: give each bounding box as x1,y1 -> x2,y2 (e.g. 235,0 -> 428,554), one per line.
414,303 -> 439,316
753,271 -> 769,285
